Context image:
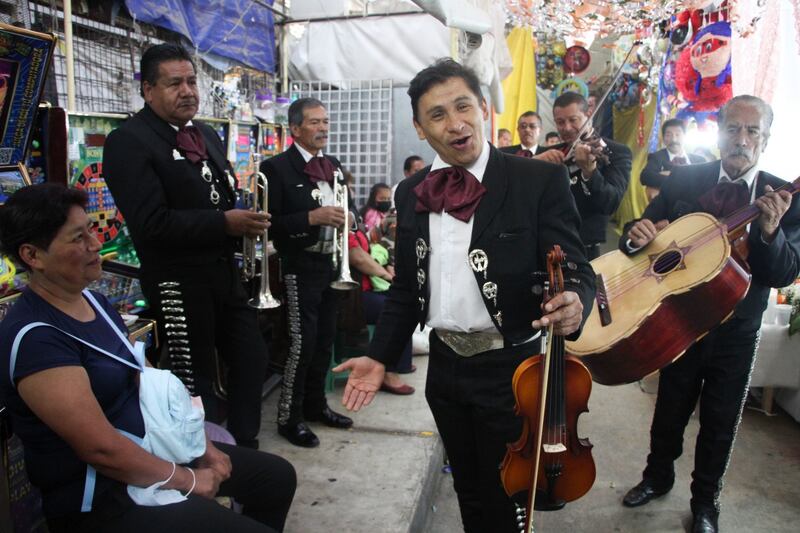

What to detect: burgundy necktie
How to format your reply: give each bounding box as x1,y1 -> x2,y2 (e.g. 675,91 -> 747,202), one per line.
305,156 -> 335,184
413,167 -> 486,222
516,148 -> 533,158
672,156 -> 688,166
697,179 -> 751,218
175,125 -> 208,164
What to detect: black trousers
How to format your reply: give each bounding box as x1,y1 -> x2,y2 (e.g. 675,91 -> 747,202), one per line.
278,252 -> 340,426
47,442 -> 296,533
643,316 -> 761,511
426,331 -> 540,533
141,259 -> 269,446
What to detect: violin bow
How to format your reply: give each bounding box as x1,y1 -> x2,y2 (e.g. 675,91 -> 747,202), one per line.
563,41 -> 643,161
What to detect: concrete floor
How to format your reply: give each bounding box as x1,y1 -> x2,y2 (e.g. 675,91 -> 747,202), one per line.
256,355 -> 800,533
258,229 -> 799,532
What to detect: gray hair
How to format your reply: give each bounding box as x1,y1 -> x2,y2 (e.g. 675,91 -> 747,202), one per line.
288,97 -> 325,128
718,95 -> 773,133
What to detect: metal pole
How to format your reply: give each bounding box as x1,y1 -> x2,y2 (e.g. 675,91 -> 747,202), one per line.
64,0 -> 76,111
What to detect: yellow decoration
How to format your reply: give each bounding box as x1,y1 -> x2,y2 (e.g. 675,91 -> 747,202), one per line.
496,27 -> 537,146
612,98 -> 657,234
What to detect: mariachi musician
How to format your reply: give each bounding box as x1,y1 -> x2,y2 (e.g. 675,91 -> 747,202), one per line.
620,95 -> 800,533
104,44 -> 270,449
540,92 -> 633,260
260,97 -> 353,448
333,59 -> 596,532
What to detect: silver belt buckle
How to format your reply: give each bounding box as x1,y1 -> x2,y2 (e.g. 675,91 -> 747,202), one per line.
435,329 -> 505,357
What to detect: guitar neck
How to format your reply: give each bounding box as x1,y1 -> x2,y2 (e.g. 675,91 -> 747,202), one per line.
725,176 -> 800,234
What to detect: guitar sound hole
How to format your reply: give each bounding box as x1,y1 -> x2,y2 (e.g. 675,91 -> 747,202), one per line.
652,250 -> 683,275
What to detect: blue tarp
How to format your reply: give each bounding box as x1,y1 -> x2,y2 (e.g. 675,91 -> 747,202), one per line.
125,0 -> 276,73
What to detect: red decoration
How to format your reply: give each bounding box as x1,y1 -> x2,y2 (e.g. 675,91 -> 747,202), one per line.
563,46 -> 591,74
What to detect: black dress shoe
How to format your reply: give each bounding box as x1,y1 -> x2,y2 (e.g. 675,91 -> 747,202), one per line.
692,507 -> 719,533
278,422 -> 320,448
306,406 -> 353,429
622,479 -> 673,507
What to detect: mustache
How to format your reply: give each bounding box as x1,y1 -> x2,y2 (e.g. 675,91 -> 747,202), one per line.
728,147 -> 751,159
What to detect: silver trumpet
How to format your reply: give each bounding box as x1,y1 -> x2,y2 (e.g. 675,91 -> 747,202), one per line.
330,169 -> 359,291
242,164 -> 281,309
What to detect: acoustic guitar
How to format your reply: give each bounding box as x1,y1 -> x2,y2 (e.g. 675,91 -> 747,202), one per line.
566,177 -> 800,385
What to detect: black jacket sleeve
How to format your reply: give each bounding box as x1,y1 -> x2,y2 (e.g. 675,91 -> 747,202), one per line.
260,158 -> 314,242
103,127 -> 228,249
582,140 -> 632,215
640,151 -> 667,188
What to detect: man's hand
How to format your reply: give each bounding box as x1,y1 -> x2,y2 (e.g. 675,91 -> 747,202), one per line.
574,143 -> 597,175
627,219 -> 669,248
309,206 -> 346,228
755,185 -> 792,242
196,441 -> 232,482
534,149 -> 565,165
224,209 -> 270,238
659,170 -> 671,176
332,356 -> 385,412
532,291 -> 584,336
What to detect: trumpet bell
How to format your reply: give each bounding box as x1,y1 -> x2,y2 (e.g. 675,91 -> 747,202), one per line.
248,291 -> 282,309
330,278 -> 359,291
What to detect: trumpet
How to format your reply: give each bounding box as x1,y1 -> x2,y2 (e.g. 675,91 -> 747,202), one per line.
242,165 -> 281,309
330,169 -> 359,291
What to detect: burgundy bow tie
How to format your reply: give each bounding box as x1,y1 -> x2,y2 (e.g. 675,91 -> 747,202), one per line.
413,166 -> 486,222
672,156 -> 688,166
175,125 -> 208,164
305,156 -> 335,184
697,179 -> 751,218
516,148 -> 533,158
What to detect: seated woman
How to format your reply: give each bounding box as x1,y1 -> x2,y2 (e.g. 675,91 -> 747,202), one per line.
359,183 -> 393,233
0,184 -> 296,533
347,213 -> 414,395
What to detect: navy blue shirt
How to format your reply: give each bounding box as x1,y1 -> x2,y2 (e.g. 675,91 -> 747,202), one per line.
0,288 -> 145,518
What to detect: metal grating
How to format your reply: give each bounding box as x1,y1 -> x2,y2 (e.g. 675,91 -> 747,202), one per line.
290,79 -> 393,210
26,1 -> 273,117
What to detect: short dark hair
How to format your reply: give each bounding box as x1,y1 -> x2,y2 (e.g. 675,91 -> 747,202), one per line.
0,184 -> 88,267
553,92 -> 589,114
661,118 -> 687,137
408,58 -> 483,121
360,182 -> 391,218
518,111 -> 541,123
718,95 -> 773,133
288,97 -> 325,128
545,131 -> 560,141
403,155 -> 424,173
140,43 -> 195,97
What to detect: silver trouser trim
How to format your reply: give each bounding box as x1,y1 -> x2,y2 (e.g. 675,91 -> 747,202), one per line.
713,328 -> 761,510
160,281 -> 195,394
435,329 -> 505,358
278,274 -> 302,425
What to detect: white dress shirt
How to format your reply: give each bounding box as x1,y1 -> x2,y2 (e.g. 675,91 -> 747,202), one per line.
295,142 -> 335,207
667,149 -> 690,162
426,141 -> 496,333
521,144 -> 538,154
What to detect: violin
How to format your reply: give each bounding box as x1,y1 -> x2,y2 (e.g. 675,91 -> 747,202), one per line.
548,131 -> 611,185
500,245 -> 595,532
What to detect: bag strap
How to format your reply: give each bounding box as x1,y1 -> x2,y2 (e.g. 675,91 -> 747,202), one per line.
9,322 -> 143,388
82,290 -> 145,369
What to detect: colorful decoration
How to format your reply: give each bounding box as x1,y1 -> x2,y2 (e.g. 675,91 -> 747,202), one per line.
674,21 -> 732,121
563,45 -> 591,74
534,36 -> 567,90
555,77 -> 589,99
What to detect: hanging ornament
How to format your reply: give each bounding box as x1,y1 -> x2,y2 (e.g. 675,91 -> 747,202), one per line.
563,45 -> 591,74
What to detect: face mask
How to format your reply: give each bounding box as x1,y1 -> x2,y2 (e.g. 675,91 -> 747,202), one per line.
376,201 -> 392,213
